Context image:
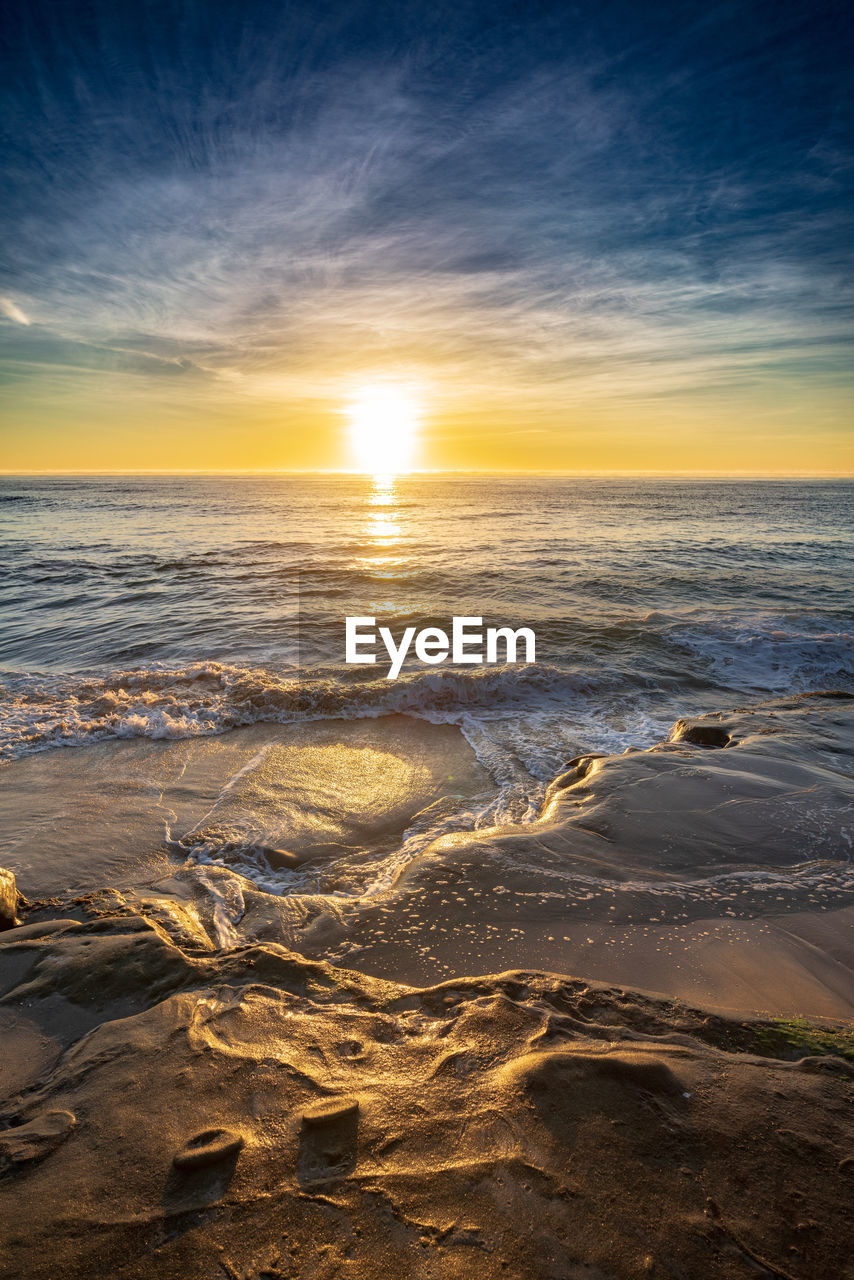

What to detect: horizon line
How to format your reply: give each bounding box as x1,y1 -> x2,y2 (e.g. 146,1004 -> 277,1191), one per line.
2,468 -> 853,479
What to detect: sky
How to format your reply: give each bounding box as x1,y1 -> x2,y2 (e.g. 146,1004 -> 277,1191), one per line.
0,0 -> 852,473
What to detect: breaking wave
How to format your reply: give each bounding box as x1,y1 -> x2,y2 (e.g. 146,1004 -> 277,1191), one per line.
1,604 -> 851,767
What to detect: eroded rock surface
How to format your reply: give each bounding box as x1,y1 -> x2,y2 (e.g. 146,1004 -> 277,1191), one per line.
1,910 -> 853,1280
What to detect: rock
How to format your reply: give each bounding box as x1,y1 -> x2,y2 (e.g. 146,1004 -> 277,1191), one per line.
0,868 -> 21,930
0,1110 -> 76,1172
794,1055 -> 854,1078
670,720 -> 731,748
172,1128 -> 244,1171
302,1097 -> 360,1127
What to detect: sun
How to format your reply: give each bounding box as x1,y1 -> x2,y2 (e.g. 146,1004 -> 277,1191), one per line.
346,385 -> 419,475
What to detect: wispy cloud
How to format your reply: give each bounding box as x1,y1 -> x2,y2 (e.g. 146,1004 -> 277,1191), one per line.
0,0 -> 851,465
0,297 -> 30,325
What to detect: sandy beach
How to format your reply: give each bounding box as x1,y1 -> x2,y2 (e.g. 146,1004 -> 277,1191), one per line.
2,692 -> 853,1277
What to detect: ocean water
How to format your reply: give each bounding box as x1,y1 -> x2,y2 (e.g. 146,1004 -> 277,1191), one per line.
2,474 -> 853,979
2,474 -> 852,771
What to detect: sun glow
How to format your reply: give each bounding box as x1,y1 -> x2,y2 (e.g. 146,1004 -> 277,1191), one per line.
347,385 -> 419,475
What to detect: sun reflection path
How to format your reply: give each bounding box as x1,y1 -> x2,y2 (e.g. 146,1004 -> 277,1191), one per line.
368,476 -> 398,505
356,475 -> 411,577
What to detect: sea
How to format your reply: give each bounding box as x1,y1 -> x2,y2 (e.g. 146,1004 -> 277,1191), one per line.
2,474 -> 851,756
1,474 -> 852,948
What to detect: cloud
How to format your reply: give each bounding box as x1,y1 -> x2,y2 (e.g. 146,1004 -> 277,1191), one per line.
0,328 -> 212,384
0,297 -> 30,325
0,0 -> 851,431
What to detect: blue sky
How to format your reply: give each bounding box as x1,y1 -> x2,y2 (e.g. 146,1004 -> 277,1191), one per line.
1,0 -> 852,470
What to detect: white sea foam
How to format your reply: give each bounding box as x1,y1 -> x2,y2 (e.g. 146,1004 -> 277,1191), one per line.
662,612 -> 853,693
0,659 -> 609,760
1,609 -> 851,767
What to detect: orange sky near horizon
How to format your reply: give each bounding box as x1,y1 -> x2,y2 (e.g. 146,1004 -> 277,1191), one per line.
2,362 -> 852,474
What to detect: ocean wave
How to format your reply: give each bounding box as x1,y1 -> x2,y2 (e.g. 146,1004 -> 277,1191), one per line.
0,660 -> 609,762
662,614 -> 853,693
1,606 -> 852,764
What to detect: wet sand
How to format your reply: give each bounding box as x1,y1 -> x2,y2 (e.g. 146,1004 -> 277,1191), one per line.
337,906 -> 854,1021
1,693 -> 853,1276
0,716 -> 493,898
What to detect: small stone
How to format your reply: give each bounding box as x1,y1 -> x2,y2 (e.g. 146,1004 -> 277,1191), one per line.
301,1098 -> 359,1127
173,1127 -> 244,1170
0,867 -> 21,929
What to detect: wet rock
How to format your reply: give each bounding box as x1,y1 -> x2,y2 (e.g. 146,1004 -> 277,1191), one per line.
670,720 -> 731,748
298,1097 -> 360,1185
545,753 -> 607,799
261,846 -> 303,869
0,868 -> 21,930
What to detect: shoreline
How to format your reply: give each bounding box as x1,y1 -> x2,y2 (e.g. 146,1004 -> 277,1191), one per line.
3,690 -> 854,1015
